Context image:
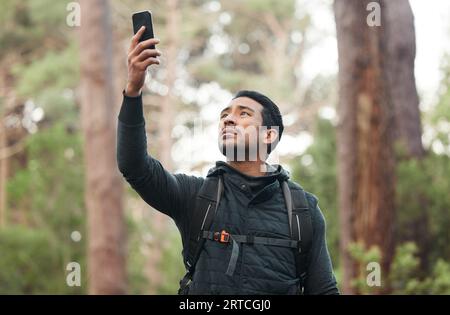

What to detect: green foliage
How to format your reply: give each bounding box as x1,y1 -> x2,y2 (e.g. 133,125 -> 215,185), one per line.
7,123 -> 84,233
389,242 -> 420,292
12,43 -> 79,98
157,224 -> 186,294
344,241 -> 450,295
390,242 -> 450,294
125,214 -> 150,294
347,242 -> 382,294
0,0 -> 70,59
348,242 -> 382,264
431,54 -> 450,125
390,54 -> 450,293
291,117 -> 339,268
395,150 -> 450,267
12,42 -> 80,125
0,0 -> 80,125
5,123 -> 86,294
122,198 -> 186,295
0,0 -> 84,294
238,0 -> 296,18
0,226 -> 82,294
426,54 -> 450,156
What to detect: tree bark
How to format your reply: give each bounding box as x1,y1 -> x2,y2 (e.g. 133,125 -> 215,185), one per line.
384,0 -> 428,272
79,0 -> 126,294
384,0 -> 424,158
334,0 -> 396,294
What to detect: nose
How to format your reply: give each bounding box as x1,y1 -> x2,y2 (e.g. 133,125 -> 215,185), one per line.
223,113 -> 237,127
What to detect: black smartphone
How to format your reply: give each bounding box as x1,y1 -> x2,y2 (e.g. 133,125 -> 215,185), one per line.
132,11 -> 155,49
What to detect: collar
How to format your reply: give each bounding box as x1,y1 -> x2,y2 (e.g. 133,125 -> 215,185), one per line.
206,160 -> 290,182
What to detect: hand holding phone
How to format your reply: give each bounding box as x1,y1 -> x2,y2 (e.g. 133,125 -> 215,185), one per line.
126,11 -> 161,97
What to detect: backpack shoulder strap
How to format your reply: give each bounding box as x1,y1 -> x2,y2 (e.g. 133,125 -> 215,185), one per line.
281,180 -> 313,293
185,174 -> 223,268
179,174 -> 223,294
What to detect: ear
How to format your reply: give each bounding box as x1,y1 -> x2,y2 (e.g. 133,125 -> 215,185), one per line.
262,128 -> 278,146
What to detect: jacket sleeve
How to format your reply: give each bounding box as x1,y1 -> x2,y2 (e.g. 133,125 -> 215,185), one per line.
116,93 -> 203,228
303,194 -> 340,295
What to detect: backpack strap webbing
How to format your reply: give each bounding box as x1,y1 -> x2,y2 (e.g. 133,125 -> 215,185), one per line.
178,174 -> 223,294
281,180 -> 313,294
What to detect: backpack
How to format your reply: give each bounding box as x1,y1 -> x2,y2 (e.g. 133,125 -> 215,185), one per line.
178,173 -> 313,295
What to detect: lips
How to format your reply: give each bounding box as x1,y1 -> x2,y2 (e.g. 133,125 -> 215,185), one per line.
221,128 -> 238,138
222,133 -> 236,139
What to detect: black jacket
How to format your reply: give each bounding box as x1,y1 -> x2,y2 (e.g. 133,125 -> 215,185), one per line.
116,93 -> 339,295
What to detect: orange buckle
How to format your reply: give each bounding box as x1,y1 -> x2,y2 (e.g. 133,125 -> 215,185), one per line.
214,230 -> 230,243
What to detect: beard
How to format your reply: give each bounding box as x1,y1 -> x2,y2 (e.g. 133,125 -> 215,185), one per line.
218,139 -> 262,162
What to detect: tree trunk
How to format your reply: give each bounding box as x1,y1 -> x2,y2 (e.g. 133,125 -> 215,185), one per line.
79,0 -> 126,294
384,0 -> 424,158
334,0 -> 396,294
383,0 -> 429,272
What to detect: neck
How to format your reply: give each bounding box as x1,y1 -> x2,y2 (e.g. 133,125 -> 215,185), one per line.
226,159 -> 268,177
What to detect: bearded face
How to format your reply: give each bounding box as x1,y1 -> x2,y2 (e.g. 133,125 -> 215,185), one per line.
218,97 -> 278,162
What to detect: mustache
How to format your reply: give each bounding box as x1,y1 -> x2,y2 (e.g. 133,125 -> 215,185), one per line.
220,125 -> 261,136
221,127 -> 239,135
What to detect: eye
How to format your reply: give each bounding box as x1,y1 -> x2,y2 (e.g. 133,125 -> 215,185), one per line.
241,112 -> 250,117
220,113 -> 228,119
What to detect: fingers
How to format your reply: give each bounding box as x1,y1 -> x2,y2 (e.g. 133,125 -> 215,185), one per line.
128,30 -> 162,72
137,57 -> 160,70
128,48 -> 162,72
136,49 -> 162,62
131,38 -> 161,57
129,26 -> 146,53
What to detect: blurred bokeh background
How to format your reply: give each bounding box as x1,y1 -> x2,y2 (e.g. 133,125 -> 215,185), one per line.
0,0 -> 449,294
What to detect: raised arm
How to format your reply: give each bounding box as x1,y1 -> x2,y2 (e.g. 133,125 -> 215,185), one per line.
116,28 -> 203,227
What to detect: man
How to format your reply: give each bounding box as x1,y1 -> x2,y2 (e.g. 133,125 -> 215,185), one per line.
117,27 -> 339,295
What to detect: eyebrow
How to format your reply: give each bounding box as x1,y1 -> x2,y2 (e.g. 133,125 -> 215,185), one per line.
220,105 -> 255,116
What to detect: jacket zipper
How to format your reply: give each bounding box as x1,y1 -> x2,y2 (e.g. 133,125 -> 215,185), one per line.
296,214 -> 302,242
200,203 -> 212,231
